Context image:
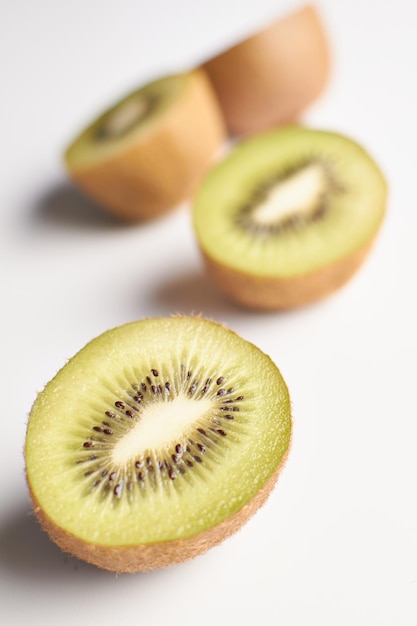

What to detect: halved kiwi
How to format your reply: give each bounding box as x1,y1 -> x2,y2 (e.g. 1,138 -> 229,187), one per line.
202,4 -> 330,136
192,126 -> 387,310
25,316 -> 291,572
65,69 -> 226,221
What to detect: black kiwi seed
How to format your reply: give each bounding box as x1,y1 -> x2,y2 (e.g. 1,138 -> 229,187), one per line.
114,483 -> 123,497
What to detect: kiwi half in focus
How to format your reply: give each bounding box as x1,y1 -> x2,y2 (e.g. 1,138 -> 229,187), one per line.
25,316 -> 291,573
192,126 -> 387,310
64,69 -> 225,221
202,4 -> 330,136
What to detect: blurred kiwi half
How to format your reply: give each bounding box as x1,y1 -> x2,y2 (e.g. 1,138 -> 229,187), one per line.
202,4 -> 330,136
65,69 -> 226,221
192,126 -> 387,310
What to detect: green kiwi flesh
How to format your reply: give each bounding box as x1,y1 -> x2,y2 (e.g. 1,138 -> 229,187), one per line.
193,126 -> 387,308
25,317 -> 291,572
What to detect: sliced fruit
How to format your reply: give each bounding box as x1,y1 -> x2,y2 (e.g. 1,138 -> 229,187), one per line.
65,69 -> 226,220
25,316 -> 291,572
192,126 -> 387,309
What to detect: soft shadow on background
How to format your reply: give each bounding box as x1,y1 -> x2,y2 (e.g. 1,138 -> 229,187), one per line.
29,182 -> 129,233
147,267 -> 314,326
0,503 -> 174,585
148,269 -> 242,318
0,504 -> 115,581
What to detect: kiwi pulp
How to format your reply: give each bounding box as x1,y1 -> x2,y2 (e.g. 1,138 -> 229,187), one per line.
192,126 -> 387,309
25,317 -> 291,572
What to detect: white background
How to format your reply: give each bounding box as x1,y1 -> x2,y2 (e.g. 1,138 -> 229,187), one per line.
1,1 -> 416,624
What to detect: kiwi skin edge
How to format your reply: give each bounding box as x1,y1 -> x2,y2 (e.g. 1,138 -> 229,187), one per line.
202,4 -> 330,137
66,69 -> 226,221
27,447 -> 290,573
201,239 -> 378,311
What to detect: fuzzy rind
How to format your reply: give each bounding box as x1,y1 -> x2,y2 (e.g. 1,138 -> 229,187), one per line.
201,240 -> 377,310
203,5 -> 330,136
28,447 -> 290,573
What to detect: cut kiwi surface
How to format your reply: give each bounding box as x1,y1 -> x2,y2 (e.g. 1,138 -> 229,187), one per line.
202,4 -> 330,136
25,317 -> 291,572
65,69 -> 225,221
192,126 -> 387,310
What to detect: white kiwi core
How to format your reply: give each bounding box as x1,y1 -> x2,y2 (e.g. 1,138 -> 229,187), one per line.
112,394 -> 212,465
253,163 -> 327,225
100,96 -> 150,139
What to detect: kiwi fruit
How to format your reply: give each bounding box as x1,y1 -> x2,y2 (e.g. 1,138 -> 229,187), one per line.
202,4 -> 330,136
192,126 -> 387,310
25,316 -> 291,573
64,69 -> 226,221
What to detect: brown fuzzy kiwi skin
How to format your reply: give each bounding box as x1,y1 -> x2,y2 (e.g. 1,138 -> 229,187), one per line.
66,69 -> 226,221
26,446 -> 290,573
202,4 -> 330,137
201,238 -> 379,311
